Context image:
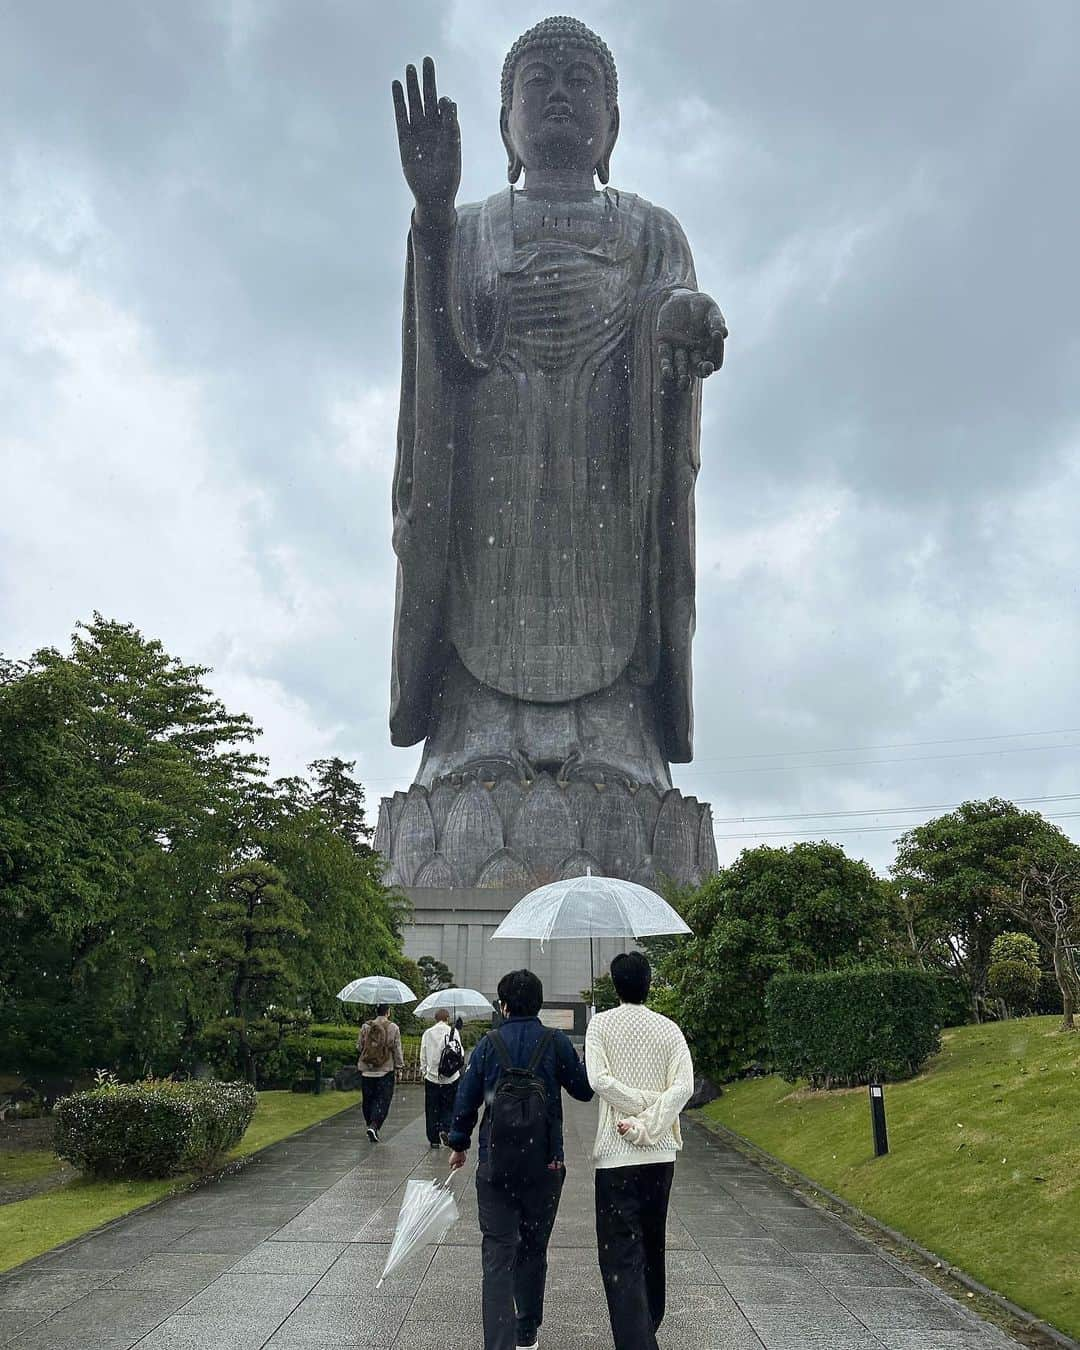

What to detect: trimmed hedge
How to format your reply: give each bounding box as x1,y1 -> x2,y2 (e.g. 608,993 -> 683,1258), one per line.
766,968 -> 942,1088
54,1079 -> 257,1179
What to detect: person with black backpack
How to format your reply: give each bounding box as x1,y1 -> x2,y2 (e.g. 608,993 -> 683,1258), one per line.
419,1008 -> 464,1148
448,970 -> 593,1350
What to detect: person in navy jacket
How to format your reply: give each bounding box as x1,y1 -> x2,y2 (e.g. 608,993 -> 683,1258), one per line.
449,969 -> 593,1350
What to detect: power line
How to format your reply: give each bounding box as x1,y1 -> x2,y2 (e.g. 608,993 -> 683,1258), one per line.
676,739 -> 1080,778
691,726 -> 1080,764
712,809 -> 1080,843
710,791 -> 1080,826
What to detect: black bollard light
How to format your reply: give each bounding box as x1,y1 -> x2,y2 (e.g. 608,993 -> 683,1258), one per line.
314,1055 -> 323,1096
868,1081 -> 889,1156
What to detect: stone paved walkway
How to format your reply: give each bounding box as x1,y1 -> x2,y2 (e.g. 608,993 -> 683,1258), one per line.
0,1089 -> 1025,1349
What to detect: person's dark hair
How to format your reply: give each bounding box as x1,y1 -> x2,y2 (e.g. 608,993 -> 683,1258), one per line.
375,1003 -> 390,1017
497,969 -> 544,1018
501,15 -> 618,109
610,951 -> 651,1004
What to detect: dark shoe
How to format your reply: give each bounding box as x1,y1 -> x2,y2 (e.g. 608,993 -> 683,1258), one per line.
439,1131 -> 450,1147
366,1126 -> 378,1143
429,1142 -> 440,1150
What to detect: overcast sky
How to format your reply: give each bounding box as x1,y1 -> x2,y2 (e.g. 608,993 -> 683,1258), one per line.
2,1 -> 1079,872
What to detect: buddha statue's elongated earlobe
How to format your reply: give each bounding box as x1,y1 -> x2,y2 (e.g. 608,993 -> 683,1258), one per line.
501,106 -> 523,185
596,104 -> 620,187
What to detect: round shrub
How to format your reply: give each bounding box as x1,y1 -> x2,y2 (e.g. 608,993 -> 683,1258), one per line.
766,968 -> 942,1088
53,1079 -> 257,1179
987,959 -> 1041,1013
990,932 -> 1040,968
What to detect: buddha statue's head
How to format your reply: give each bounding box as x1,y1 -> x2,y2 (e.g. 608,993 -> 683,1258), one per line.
500,16 -> 619,185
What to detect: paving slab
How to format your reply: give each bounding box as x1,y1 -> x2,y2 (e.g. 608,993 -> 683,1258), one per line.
0,1087 -> 1031,1350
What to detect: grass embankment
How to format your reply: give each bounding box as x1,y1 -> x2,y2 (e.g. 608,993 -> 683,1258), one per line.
0,1088 -> 361,1275
702,1016 -> 1080,1338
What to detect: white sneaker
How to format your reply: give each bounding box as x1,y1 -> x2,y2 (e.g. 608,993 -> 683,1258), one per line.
366,1126 -> 378,1143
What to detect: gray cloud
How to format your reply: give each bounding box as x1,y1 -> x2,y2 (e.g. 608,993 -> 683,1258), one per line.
2,1 -> 1078,872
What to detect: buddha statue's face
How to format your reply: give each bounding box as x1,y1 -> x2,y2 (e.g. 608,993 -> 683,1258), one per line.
503,43 -> 616,176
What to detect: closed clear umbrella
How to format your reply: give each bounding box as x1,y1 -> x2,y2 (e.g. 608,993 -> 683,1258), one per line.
377,1177 -> 460,1288
490,873 -> 691,1015
414,987 -> 494,1021
336,975 -> 417,1005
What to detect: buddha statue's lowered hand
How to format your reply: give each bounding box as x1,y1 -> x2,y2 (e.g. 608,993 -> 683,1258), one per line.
392,57 -> 461,230
656,289 -> 728,390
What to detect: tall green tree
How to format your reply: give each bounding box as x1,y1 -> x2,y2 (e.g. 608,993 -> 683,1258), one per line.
310,757 -> 372,853
665,842 -> 891,1081
891,799 -> 1065,1020
0,618 -> 261,1077
196,861 -> 309,1083
257,772 -> 400,1022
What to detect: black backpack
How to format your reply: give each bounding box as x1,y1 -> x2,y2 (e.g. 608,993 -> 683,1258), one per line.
437,1029 -> 465,1079
485,1028 -> 555,1187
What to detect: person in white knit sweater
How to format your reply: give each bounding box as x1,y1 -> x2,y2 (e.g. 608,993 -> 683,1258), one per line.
584,951 -> 694,1350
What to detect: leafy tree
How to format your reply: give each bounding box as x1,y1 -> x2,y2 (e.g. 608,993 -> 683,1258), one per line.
417,956 -> 455,994
0,617 -> 407,1081
892,799 -> 1066,1020
663,842 -> 891,1081
257,776 -> 400,1022
0,617 -> 261,1077
999,843 -> 1080,1031
310,757 -> 372,854
196,861 -> 309,1082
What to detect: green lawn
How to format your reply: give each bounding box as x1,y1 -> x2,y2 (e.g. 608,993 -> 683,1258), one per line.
0,1150 -> 66,1188
0,1088 -> 361,1274
702,1016 -> 1080,1338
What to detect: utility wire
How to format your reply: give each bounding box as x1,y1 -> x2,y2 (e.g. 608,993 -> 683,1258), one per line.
709,791 -> 1080,826
675,739 -> 1080,778
690,726 -> 1080,763
712,809 -> 1080,843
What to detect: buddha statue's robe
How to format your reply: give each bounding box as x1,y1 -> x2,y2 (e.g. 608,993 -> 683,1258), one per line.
390,186 -> 703,789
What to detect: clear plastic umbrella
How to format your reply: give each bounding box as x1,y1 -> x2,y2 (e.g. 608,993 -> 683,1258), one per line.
490,873 -> 691,1016
490,873 -> 691,943
377,1176 -> 460,1287
414,987 -> 494,1021
336,975 -> 417,1005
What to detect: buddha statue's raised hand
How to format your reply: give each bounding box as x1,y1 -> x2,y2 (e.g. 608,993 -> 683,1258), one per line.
392,57 -> 461,230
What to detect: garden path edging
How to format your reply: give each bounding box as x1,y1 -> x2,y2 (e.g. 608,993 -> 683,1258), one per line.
0,1095 -> 365,1280
693,1113 -> 1079,1350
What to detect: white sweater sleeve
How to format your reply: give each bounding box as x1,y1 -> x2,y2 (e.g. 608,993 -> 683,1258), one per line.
622,1032 -> 695,1148
585,1020 -> 659,1117
419,1028 -> 434,1077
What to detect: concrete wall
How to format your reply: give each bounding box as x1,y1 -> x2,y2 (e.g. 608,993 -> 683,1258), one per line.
401,886 -> 636,1007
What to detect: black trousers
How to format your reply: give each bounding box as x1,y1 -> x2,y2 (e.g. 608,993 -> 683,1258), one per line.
476,1164 -> 565,1350
424,1080 -> 456,1145
360,1072 -> 395,1129
595,1162 -> 675,1350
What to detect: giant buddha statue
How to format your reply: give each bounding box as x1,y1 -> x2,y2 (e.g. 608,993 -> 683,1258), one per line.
377,17 -> 726,892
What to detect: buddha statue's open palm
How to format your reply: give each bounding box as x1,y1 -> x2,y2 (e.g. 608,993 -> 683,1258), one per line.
392,57 -> 460,228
